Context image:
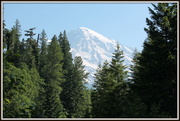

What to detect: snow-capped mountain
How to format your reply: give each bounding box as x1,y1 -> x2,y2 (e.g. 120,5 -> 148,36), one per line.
67,27 -> 134,88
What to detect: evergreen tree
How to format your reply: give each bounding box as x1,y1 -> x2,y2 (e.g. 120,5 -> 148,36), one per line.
71,56 -> 89,117
59,31 -> 73,72
18,38 -> 27,65
3,62 -> 43,118
91,61 -> 111,117
91,44 -> 129,118
42,35 -> 65,118
12,19 -> 21,56
24,27 -> 39,69
131,3 -> 177,117
109,44 -> 129,117
13,19 -> 22,39
4,29 -> 13,52
59,31 -> 75,117
3,20 -> 7,50
4,20 -> 22,67
117,49 -> 148,117
39,29 -> 48,76
109,44 -> 128,83
83,89 -> 92,118
129,49 -> 141,84
31,30 -> 47,117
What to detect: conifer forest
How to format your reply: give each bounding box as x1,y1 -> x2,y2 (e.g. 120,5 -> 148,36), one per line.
3,3 -> 177,118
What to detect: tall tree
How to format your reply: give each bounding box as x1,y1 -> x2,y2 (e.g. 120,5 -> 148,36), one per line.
131,3 -> 177,117
109,44 -> 128,83
59,31 -> 75,117
23,27 -> 39,69
71,56 -> 89,117
12,19 -> 21,55
13,19 -> 22,38
108,44 -> 129,117
129,49 -> 141,84
4,20 -> 22,67
91,44 -> 129,117
42,35 -> 65,118
3,20 -> 7,50
91,61 -> 111,117
39,29 -> 47,76
30,29 -> 48,117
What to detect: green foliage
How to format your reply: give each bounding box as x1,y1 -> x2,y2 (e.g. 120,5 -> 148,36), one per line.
23,27 -> 40,68
42,35 -> 65,118
110,44 -> 128,82
71,56 -> 89,118
91,43 -> 129,118
59,31 -> 76,117
3,62 -> 43,118
131,3 -> 177,117
3,4 -> 177,118
3,20 -> 22,67
39,29 -> 47,76
83,89 -> 92,118
58,31 -> 90,118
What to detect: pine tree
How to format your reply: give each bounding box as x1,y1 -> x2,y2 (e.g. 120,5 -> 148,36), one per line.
30,30 -> 47,118
13,19 -> 21,36
109,44 -> 128,83
129,49 -> 141,84
131,3 -> 177,117
109,44 -> 129,117
71,56 -> 89,117
12,19 -> 21,58
91,44 -> 129,117
117,49 -> 148,117
39,29 -> 47,76
59,31 -> 75,117
3,20 -> 7,50
3,24 -> 43,117
91,61 -> 111,117
83,89 -> 92,118
3,62 -> 43,118
42,35 -> 65,118
4,20 -> 22,67
24,27 -> 39,69
59,31 -> 73,71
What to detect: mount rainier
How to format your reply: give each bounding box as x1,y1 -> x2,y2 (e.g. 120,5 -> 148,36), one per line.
67,27 -> 134,88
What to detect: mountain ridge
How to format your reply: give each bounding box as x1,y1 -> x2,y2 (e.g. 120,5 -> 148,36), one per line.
67,27 -> 134,88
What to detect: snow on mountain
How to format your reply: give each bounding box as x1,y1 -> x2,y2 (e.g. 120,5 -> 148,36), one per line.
67,27 -> 134,88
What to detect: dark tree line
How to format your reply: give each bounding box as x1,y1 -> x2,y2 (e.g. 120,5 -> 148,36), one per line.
3,3 -> 177,118
3,20 -> 91,118
91,3 -> 177,118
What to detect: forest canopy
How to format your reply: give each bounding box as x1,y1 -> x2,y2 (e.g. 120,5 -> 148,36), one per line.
2,3 -> 177,118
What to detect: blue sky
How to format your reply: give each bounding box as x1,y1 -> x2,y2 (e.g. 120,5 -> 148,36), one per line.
3,2 -> 154,51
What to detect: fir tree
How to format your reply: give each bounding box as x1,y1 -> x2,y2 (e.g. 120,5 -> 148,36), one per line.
42,35 -> 65,118
24,27 -> 39,69
91,61 -> 111,117
4,20 -> 22,67
131,3 -> 177,117
71,56 -> 89,117
91,44 -> 129,117
3,62 -> 43,118
59,31 -> 75,117
39,29 -> 48,76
